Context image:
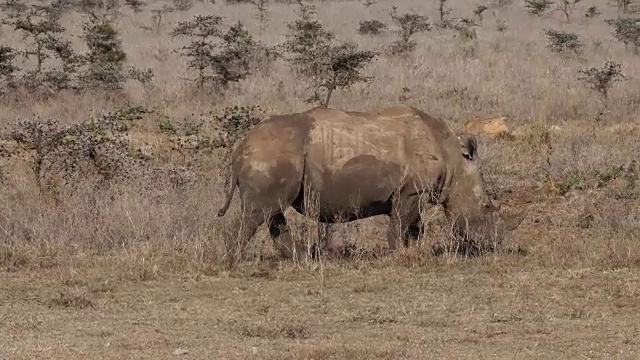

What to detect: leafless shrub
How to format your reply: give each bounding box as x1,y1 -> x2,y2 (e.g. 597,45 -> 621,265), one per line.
151,5 -> 174,33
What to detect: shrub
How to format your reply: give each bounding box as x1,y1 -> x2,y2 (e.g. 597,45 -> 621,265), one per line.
212,105 -> 264,149
545,29 -> 583,53
606,17 -> 640,54
578,60 -> 627,101
585,6 -> 600,18
524,0 -> 553,16
172,0 -> 193,11
357,20 -> 387,36
6,106 -> 151,195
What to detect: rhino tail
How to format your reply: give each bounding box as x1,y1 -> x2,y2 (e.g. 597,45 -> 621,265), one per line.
217,169 -> 238,217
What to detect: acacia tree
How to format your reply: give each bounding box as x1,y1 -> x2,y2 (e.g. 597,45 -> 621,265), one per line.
172,15 -> 261,91
283,1 -> 377,107
2,1 -> 79,93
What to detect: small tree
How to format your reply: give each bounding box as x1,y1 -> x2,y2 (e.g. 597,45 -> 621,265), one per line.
559,0 -> 582,22
578,60 -> 627,101
437,0 -> 453,24
389,6 -> 431,55
80,16 -> 128,90
614,0 -> 633,16
524,0 -> 553,16
2,1 -> 80,93
151,5 -> 174,33
250,0 -> 270,37
284,1 -> 377,107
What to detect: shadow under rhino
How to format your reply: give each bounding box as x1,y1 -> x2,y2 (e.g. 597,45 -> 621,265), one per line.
216,104 -> 527,268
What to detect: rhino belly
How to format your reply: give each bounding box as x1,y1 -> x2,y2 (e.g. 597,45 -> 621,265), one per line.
300,154 -> 404,222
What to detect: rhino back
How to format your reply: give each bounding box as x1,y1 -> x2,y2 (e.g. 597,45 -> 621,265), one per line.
301,106 -> 449,214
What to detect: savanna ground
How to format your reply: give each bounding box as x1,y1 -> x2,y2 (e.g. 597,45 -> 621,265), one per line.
1,0 -> 640,358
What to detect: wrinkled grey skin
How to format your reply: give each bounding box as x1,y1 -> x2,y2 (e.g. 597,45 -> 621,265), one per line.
217,105 -> 526,267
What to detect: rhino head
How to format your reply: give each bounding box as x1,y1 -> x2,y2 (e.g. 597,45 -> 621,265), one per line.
439,134 -> 526,254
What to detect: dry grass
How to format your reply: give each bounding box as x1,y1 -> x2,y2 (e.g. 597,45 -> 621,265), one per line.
1,0 -> 639,358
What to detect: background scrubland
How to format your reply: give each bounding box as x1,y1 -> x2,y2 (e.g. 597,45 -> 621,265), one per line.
1,0 -> 639,358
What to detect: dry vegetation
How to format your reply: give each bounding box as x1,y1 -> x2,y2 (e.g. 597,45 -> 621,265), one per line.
1,0 -> 640,358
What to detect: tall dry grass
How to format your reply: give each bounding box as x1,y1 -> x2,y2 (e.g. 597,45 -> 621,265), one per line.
0,0 -> 639,278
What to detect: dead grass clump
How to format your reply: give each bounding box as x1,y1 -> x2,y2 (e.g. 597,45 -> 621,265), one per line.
47,290 -> 94,309
235,320 -> 309,340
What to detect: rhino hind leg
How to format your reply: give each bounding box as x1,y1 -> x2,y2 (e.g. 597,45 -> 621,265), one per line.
268,212 -> 308,261
224,204 -> 268,269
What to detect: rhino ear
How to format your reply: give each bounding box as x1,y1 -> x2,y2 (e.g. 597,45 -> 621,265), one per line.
458,134 -> 478,161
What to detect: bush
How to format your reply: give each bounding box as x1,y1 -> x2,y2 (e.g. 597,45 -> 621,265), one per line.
524,0 -> 553,16
357,20 -> 387,36
606,17 -> 640,54
6,106 -> 150,194
578,60 -> 627,101
545,29 -> 583,53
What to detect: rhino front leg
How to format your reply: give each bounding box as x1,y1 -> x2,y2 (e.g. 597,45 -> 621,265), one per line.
268,212 -> 308,261
387,195 -> 421,251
